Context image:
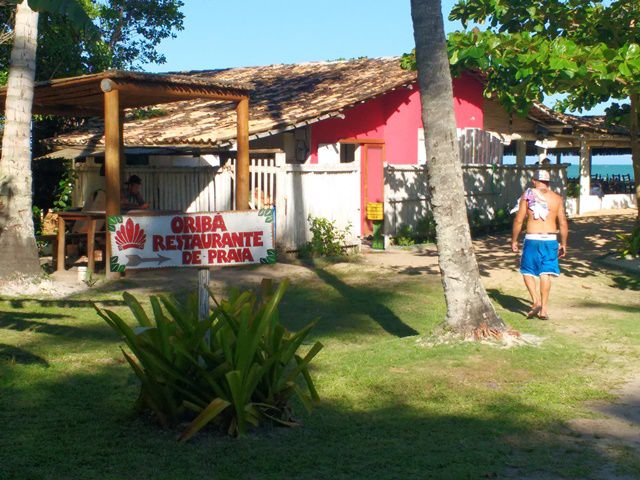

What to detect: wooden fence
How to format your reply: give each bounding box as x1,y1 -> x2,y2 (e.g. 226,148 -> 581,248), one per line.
384,164 -> 568,236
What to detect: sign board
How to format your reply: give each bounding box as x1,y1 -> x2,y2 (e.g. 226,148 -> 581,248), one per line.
108,208 -> 275,272
366,202 -> 384,221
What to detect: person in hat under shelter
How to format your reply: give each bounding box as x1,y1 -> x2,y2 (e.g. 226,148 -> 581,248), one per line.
121,175 -> 149,210
510,169 -> 568,320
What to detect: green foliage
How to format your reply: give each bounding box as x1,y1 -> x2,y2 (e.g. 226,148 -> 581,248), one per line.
566,181 -> 581,198
616,226 -> 640,258
4,0 -> 96,32
300,215 -> 352,257
52,162 -> 77,212
95,279 -> 323,440
403,1 -> 640,118
0,0 -> 184,82
129,107 -> 168,121
393,213 -> 438,246
393,225 -> 416,247
31,205 -> 43,236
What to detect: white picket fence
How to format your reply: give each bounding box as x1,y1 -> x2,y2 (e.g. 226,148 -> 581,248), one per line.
384,164 -> 568,236
74,153 -> 568,250
276,163 -> 361,249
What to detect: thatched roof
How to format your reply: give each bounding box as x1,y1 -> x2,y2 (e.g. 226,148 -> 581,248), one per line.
46,57 -> 629,150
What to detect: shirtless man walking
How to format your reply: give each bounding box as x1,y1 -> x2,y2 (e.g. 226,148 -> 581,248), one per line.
511,170 -> 568,320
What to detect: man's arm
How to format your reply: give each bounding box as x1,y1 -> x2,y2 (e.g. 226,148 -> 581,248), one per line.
557,197 -> 568,258
511,198 -> 527,253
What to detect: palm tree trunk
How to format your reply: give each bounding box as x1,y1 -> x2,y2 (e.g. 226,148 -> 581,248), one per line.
630,93 -> 640,223
0,0 -> 40,278
410,0 -> 504,334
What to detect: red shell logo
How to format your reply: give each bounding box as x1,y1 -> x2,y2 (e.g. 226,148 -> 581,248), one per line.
114,218 -> 146,251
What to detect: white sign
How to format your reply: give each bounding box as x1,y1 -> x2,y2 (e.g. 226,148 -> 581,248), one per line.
108,209 -> 275,272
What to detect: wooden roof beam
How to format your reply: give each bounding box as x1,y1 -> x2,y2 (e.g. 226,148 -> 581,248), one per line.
100,79 -> 248,104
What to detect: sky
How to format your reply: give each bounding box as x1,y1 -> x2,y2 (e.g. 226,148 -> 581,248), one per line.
147,0 -> 628,166
149,0 -> 455,72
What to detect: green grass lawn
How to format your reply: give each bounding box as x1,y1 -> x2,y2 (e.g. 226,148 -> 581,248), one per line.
1,264 -> 639,479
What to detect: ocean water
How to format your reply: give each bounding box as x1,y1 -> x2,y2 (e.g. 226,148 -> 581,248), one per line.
566,164 -> 634,180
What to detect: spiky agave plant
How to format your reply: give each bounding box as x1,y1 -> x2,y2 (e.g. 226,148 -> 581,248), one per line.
95,278 -> 323,440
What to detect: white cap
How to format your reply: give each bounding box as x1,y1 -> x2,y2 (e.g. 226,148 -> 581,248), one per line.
534,170 -> 550,182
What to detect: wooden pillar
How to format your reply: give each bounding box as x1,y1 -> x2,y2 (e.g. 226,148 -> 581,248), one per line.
578,138 -> 591,215
119,110 -> 126,187
556,152 -> 562,165
236,97 -> 250,210
516,140 -> 526,166
102,81 -> 122,280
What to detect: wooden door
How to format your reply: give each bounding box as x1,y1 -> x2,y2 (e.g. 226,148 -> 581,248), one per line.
360,143 -> 385,236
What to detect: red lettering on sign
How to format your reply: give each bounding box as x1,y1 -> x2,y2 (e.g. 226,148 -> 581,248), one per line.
166,236 -> 176,250
242,248 -> 254,262
220,232 -> 232,248
212,214 -> 227,232
202,216 -> 212,232
192,250 -> 202,264
185,216 -> 195,233
153,235 -> 165,252
192,235 -> 202,250
228,249 -> 239,263
201,233 -> 212,249
253,231 -> 264,247
182,251 -> 192,264
218,250 -> 228,264
231,232 -> 244,247
171,217 -> 183,233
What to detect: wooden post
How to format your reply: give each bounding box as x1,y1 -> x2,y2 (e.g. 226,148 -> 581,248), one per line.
56,216 -> 65,272
102,81 -> 122,280
119,110 -> 126,187
578,138 -> 591,215
198,268 -> 210,328
87,218 -> 96,273
516,140 -> 526,166
236,97 -> 250,210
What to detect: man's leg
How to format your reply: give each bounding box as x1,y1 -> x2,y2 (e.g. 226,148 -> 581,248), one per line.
539,274 -> 552,319
523,275 -> 541,315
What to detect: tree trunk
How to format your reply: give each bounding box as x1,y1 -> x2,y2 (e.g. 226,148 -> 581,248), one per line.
0,0 -> 40,278
410,0 -> 504,334
630,93 -> 640,223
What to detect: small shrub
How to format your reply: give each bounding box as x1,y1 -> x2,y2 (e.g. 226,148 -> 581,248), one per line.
393,214 -> 437,246
302,215 -> 351,257
616,226 -> 640,258
566,181 -> 581,198
95,278 -> 322,440
393,225 -> 416,247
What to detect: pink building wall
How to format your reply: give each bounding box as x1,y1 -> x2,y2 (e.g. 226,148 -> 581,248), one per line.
310,73 -> 484,164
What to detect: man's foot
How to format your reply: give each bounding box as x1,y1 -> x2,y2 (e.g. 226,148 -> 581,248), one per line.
537,311 -> 549,321
526,305 -> 542,318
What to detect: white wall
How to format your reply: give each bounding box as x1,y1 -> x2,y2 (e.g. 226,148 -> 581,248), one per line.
384,164 -> 568,236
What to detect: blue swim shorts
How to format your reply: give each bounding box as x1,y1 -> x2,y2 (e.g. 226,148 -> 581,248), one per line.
520,234 -> 560,277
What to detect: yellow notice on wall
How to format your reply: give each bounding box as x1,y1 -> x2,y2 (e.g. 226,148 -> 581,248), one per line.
366,202 -> 384,221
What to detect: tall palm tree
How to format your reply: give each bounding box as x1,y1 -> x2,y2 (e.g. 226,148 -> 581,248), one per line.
0,0 -> 94,278
410,0 -> 505,336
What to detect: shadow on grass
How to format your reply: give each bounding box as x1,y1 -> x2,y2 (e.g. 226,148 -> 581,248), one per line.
0,311 -> 118,342
579,301 -> 640,314
0,343 -> 49,366
1,298 -> 127,309
610,274 -> 640,291
0,365 -> 634,479
310,268 -> 419,338
487,289 -> 530,316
